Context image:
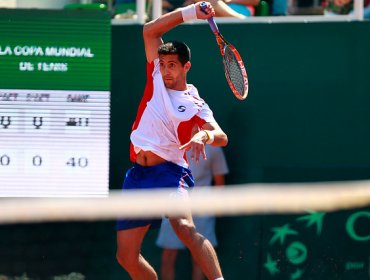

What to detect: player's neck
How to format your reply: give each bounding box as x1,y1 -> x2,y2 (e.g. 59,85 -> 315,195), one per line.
167,83 -> 187,91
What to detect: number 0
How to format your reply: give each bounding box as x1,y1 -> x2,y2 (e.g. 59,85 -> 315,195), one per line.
0,155 -> 10,166
32,155 -> 42,166
78,157 -> 88,168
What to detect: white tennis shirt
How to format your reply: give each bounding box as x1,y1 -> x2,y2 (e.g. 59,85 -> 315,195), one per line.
130,58 -> 216,167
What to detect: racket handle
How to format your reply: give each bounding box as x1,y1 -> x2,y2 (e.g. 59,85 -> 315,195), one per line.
199,2 -> 219,33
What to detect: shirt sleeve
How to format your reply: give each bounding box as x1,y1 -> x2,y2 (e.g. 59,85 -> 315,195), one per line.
196,102 -> 216,124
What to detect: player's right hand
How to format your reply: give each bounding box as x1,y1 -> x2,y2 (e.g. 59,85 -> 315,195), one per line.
196,1 -> 215,20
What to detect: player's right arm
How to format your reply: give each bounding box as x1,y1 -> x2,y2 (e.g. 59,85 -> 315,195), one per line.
143,2 -> 215,63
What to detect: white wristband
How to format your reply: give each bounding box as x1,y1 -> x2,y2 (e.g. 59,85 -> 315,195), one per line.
204,130 -> 214,144
181,4 -> 197,22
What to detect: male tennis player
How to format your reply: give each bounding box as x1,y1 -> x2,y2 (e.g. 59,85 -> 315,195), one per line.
116,2 -> 227,280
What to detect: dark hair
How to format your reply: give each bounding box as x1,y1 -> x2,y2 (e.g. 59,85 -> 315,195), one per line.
158,41 -> 191,65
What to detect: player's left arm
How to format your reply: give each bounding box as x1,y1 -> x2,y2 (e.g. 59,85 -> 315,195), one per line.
179,121 -> 228,161
200,122 -> 228,147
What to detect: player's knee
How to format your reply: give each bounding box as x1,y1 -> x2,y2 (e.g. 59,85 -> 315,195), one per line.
171,219 -> 197,245
116,250 -> 138,271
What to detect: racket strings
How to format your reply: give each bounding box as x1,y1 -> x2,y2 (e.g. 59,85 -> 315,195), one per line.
223,47 -> 246,98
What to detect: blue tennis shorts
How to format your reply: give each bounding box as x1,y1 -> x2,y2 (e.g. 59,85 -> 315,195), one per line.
116,162 -> 194,231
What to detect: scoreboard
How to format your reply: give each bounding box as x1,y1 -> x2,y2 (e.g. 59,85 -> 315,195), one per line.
0,10 -> 111,197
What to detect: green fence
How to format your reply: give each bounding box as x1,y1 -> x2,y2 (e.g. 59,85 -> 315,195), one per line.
110,21 -> 370,187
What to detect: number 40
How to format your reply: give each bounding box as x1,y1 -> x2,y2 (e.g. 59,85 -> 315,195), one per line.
66,157 -> 88,168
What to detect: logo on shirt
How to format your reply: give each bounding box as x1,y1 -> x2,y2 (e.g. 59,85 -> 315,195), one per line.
178,105 -> 186,112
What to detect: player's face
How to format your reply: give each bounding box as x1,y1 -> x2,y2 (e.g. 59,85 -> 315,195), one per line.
159,54 -> 190,90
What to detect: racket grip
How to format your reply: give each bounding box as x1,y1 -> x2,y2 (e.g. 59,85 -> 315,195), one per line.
199,2 -> 219,33
207,17 -> 219,33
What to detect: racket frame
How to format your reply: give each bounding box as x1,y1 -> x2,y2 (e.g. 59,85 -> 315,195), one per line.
200,2 -> 249,100
215,33 -> 249,100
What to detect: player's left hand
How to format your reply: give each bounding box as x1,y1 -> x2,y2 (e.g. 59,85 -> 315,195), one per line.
179,131 -> 208,162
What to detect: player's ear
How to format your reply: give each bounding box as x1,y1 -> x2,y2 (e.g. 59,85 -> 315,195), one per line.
184,61 -> 191,72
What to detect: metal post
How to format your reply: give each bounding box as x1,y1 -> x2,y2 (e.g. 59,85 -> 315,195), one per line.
353,0 -> 364,20
152,0 -> 162,20
137,0 -> 146,24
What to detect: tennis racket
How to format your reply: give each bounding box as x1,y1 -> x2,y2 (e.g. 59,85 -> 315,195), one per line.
200,2 -> 249,100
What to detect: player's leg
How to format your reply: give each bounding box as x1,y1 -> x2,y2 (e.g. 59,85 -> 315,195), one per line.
191,216 -> 217,280
169,216 -> 223,280
161,248 -> 178,280
116,225 -> 158,280
192,257 -> 206,280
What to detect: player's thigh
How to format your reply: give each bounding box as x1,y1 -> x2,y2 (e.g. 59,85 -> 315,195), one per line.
117,225 -> 150,257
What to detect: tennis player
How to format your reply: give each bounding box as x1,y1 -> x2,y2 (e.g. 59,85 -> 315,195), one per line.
116,2 -> 228,280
